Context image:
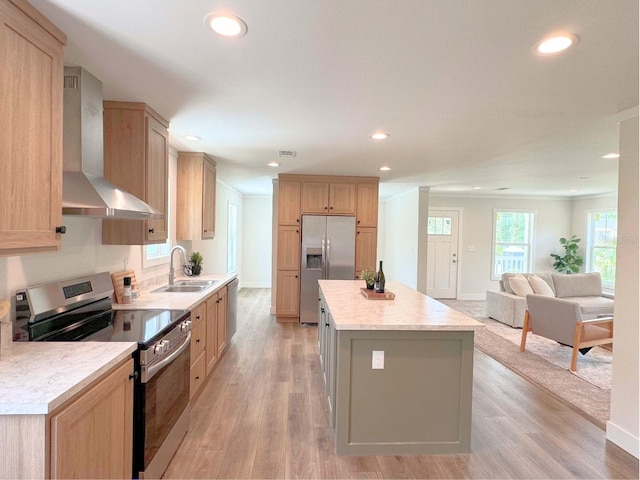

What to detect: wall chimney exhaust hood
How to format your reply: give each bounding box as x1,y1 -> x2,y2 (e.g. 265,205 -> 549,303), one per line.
62,66 -> 163,219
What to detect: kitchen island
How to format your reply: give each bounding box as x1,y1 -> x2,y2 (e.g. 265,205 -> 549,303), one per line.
318,279 -> 484,456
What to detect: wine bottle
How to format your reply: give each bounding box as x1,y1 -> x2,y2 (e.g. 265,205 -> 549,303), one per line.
374,260 -> 385,293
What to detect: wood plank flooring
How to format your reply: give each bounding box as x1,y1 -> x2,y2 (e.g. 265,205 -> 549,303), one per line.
163,288 -> 638,479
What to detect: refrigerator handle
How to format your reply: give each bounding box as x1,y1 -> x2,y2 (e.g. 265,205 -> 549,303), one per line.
321,235 -> 326,278
326,236 -> 331,278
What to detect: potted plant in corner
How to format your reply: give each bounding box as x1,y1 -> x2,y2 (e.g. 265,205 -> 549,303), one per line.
360,268 -> 376,290
550,235 -> 583,274
187,251 -> 203,276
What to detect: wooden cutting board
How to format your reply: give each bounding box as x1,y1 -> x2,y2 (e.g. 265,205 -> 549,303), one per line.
360,288 -> 395,300
111,270 -> 137,304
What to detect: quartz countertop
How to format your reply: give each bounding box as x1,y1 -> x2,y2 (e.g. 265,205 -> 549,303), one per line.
319,280 -> 485,331
0,342 -> 137,415
112,273 -> 237,311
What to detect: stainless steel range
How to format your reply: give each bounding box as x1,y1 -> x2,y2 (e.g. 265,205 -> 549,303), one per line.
14,272 -> 191,479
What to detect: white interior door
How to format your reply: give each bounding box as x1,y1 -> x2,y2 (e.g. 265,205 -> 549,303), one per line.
426,210 -> 459,299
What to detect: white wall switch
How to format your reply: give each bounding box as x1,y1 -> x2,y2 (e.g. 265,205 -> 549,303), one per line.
372,350 -> 384,369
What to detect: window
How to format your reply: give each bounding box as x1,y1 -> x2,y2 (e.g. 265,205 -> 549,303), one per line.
227,202 -> 238,273
427,216 -> 452,236
586,210 -> 617,287
492,210 -> 535,279
142,183 -> 171,268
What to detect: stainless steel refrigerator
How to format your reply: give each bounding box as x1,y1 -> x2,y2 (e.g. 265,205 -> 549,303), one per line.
300,215 -> 356,323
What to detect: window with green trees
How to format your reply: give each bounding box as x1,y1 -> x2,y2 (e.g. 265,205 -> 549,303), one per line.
492,210 -> 535,280
586,210 -> 617,287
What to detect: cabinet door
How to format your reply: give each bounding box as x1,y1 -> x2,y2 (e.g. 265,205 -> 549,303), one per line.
277,225 -> 301,271
50,359 -> 134,479
205,294 -> 219,374
278,180 -> 301,225
301,182 -> 329,214
190,351 -> 206,400
216,287 -> 228,355
276,270 -> 300,317
0,1 -> 64,256
145,114 -> 168,243
202,159 -> 216,239
190,310 -> 206,365
356,183 -> 379,227
355,227 -> 377,276
329,183 -> 356,214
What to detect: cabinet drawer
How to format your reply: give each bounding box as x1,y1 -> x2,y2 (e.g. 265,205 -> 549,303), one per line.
190,316 -> 206,365
191,303 -> 206,327
190,351 -> 206,400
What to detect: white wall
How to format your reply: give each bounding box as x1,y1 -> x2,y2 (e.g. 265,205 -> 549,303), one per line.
427,195 -> 572,298
382,188 -> 419,289
606,115 -> 639,458
241,196 -> 273,288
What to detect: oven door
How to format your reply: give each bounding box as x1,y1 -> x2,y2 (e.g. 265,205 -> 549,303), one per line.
136,332 -> 191,479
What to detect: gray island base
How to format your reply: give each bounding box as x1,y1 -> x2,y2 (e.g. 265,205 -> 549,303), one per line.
318,280 -> 484,456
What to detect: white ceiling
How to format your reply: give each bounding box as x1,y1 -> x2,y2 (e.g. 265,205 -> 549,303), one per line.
30,0 -> 638,198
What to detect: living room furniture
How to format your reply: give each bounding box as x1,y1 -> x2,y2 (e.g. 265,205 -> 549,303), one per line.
486,272 -> 614,328
520,294 -> 614,372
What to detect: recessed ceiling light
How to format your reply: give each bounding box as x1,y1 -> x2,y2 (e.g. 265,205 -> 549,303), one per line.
371,132 -> 390,140
205,13 -> 248,37
379,166 -> 391,171
472,186 -> 482,190
267,162 -> 280,167
534,34 -> 579,55
569,188 -> 579,193
602,153 -> 620,159
182,135 -> 201,141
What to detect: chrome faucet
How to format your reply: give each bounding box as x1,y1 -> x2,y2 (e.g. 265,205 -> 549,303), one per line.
169,245 -> 188,285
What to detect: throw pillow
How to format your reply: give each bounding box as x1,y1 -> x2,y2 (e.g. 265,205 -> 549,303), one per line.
528,275 -> 555,297
508,274 -> 534,297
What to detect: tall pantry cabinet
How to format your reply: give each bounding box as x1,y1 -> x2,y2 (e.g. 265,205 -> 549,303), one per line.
275,174 -> 379,322
0,0 -> 66,256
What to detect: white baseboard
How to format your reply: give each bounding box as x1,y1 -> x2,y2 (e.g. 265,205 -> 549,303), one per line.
606,421 -> 640,459
457,293 -> 487,301
239,282 -> 271,289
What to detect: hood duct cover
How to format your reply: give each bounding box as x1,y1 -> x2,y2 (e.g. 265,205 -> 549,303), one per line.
62,66 -> 163,219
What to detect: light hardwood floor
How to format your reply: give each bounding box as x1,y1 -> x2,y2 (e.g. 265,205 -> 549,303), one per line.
163,288 -> 638,479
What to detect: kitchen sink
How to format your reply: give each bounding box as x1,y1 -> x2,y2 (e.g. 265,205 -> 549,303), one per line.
152,280 -> 217,293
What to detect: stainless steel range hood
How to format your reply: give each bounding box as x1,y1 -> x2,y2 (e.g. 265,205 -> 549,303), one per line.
62,66 -> 163,219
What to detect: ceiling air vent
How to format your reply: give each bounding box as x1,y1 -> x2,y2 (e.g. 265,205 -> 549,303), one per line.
494,187 -> 511,191
278,150 -> 296,158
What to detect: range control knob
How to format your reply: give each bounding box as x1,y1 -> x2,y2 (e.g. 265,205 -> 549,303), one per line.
154,340 -> 169,355
180,320 -> 192,332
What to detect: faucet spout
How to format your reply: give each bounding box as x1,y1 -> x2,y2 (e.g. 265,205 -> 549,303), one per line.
169,245 -> 188,285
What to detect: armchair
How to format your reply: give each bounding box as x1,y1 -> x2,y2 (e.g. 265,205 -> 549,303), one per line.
520,294 -> 613,372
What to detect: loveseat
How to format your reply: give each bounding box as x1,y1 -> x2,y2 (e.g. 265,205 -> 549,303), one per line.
485,272 -> 614,328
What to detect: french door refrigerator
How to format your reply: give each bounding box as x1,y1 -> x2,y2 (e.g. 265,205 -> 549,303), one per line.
300,215 -> 356,323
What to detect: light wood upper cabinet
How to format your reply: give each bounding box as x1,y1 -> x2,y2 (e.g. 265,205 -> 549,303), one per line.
102,102 -> 169,245
300,180 -> 356,215
329,183 -> 356,214
50,358 -> 134,479
176,152 -> 217,240
278,180 -> 301,225
356,182 -> 379,227
0,0 -> 66,257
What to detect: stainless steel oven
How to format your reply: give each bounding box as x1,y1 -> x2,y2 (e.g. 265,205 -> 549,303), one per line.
14,272 -> 192,479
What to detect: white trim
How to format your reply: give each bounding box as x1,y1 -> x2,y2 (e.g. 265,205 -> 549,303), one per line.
217,177 -> 243,196
617,106 -> 639,122
491,209 -> 536,280
241,282 -> 272,288
606,421 -> 639,459
429,192 -> 571,201
428,207 -> 464,299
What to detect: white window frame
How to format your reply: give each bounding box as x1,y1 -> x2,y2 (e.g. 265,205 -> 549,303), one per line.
227,201 -> 238,274
491,209 -> 536,280
585,209 -> 617,290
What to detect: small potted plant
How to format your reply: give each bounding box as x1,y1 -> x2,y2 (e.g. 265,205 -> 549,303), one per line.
360,268 -> 376,290
188,251 -> 203,276
550,235 -> 583,274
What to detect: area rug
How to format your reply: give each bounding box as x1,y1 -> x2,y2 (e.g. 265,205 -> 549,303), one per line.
441,299 -> 611,428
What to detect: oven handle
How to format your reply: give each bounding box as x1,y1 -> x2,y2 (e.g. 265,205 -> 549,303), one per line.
143,331 -> 191,383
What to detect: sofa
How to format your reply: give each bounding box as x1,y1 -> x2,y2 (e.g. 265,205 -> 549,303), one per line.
485,272 -> 614,328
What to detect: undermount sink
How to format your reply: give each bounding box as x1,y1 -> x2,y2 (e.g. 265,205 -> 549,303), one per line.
152,280 -> 217,294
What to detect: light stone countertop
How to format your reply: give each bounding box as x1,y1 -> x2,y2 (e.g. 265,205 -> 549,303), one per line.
319,280 -> 485,331
0,342 -> 137,415
112,273 -> 237,311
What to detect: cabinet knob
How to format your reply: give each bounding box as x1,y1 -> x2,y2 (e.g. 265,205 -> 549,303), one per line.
296,218 -> 300,223
128,372 -> 138,380
148,228 -> 155,234
330,206 -> 333,210
324,206 -> 328,210
196,339 -> 200,343
195,376 -> 200,380
55,226 -> 66,234
357,220 -> 361,224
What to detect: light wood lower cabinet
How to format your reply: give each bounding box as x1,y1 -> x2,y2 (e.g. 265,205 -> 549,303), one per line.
50,359 -> 134,479
189,351 -> 207,401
